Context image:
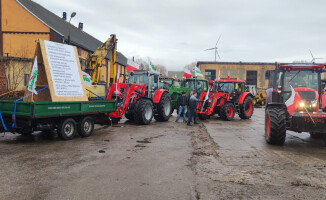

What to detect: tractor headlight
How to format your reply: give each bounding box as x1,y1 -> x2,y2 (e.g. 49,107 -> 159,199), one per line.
311,100 -> 318,107
299,102 -> 305,107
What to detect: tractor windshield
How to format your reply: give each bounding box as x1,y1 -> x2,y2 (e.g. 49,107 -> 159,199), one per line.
128,74 -> 154,87
182,79 -> 208,94
282,70 -> 319,101
218,82 -> 235,93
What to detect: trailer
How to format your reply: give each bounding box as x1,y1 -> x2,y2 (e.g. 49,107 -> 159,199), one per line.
0,100 -> 116,140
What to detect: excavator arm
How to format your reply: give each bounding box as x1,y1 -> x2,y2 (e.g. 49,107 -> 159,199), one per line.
86,34 -> 117,85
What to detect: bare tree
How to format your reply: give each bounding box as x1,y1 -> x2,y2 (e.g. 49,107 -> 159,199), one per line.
133,58 -> 167,75
183,62 -> 197,72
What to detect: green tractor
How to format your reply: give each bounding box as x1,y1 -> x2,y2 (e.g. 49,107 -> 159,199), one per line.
160,78 -> 208,113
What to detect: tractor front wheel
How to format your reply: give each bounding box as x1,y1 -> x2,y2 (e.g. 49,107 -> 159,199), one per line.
239,96 -> 254,119
265,106 -> 286,145
154,92 -> 172,121
220,103 -> 235,121
133,99 -> 153,125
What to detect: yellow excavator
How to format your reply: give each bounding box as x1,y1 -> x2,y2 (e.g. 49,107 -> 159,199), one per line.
85,34 -> 117,99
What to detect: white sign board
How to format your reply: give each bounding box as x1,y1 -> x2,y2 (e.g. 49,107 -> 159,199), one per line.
44,40 -> 84,97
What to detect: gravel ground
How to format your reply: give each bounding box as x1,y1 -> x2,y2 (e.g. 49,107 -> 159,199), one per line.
0,108 -> 325,200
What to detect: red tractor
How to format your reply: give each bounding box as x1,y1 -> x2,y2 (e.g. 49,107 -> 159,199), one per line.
107,70 -> 172,125
196,78 -> 254,121
265,63 -> 326,145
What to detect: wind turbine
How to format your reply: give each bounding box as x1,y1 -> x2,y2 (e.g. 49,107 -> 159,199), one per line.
309,49 -> 324,63
204,35 -> 222,62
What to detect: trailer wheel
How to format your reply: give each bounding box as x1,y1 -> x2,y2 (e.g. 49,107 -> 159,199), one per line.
134,99 -> 153,125
265,107 -> 286,145
239,96 -> 254,119
220,103 -> 235,121
57,118 -> 77,140
77,116 -> 94,137
154,92 -> 172,121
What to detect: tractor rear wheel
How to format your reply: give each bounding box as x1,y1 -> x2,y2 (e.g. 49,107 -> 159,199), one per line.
239,96 -> 254,119
154,92 -> 172,121
220,103 -> 235,121
133,98 -> 153,125
265,106 -> 286,145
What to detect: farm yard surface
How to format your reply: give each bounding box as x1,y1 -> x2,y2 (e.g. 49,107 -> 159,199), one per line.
0,108 -> 326,200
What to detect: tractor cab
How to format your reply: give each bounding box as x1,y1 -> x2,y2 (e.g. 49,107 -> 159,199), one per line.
270,64 -> 323,114
127,70 -> 160,98
181,78 -> 208,95
217,79 -> 245,102
265,63 -> 326,146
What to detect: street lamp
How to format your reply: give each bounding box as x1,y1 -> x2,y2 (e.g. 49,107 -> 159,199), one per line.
68,12 -> 76,45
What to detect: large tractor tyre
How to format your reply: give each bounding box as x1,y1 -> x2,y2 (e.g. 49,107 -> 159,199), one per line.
323,134 -> 326,147
309,132 -> 323,139
125,111 -> 134,120
57,118 -> 77,140
220,103 -> 235,121
133,99 -> 153,125
239,96 -> 254,119
77,116 -> 94,137
198,113 -> 207,120
265,107 -> 286,145
154,92 -> 172,122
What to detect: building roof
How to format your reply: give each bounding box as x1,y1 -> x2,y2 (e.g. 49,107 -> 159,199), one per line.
16,0 -> 127,66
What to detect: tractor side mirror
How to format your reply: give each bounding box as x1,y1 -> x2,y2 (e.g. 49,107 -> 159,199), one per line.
154,75 -> 159,83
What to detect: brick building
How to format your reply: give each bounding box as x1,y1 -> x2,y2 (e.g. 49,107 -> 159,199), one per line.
197,61 -> 276,89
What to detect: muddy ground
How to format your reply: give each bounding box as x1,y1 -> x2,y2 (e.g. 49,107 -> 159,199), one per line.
0,108 -> 326,200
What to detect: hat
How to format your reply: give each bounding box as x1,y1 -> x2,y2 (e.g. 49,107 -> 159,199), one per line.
182,91 -> 186,94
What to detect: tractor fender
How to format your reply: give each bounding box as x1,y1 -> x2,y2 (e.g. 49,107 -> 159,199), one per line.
153,89 -> 169,103
238,92 -> 254,104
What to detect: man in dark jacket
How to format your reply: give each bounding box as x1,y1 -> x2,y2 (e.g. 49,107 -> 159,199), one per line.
175,92 -> 187,122
187,90 -> 194,119
187,92 -> 200,126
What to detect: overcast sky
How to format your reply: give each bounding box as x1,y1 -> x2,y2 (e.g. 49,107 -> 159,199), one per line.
34,0 -> 326,70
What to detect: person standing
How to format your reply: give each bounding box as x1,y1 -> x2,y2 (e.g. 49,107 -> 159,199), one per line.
175,92 -> 187,122
187,92 -> 200,126
187,90 -> 194,120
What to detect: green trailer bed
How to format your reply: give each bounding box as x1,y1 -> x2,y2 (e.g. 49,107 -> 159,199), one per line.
0,100 -> 116,118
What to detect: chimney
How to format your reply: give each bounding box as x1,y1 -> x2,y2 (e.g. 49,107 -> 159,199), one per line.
62,12 -> 67,20
78,22 -> 83,31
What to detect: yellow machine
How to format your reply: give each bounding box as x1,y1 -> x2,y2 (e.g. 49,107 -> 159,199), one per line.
253,90 -> 267,107
85,34 -> 117,99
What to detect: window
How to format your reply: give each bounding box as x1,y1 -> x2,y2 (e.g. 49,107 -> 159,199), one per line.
24,74 -> 29,86
246,71 -> 257,85
265,70 -> 271,79
205,70 -> 216,80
